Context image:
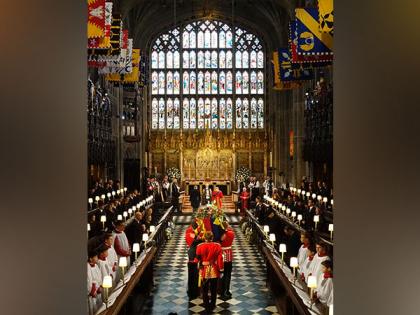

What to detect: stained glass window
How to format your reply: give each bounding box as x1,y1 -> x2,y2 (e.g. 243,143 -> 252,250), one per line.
152,98 -> 158,129
250,98 -> 257,129
158,98 -> 165,129
183,72 -> 189,94
236,98 -> 242,128
219,71 -> 226,94
211,98 -> 218,128
166,71 -> 173,94
190,71 -> 196,94
183,99 -> 189,129
219,98 -> 226,129
167,51 -> 173,68
150,20 -> 265,130
152,52 -> 158,68
211,71 -> 218,94
190,51 -> 196,68
198,98 -> 204,129
173,98 -> 180,128
190,98 -> 196,129
198,71 -> 204,94
167,98 -> 173,128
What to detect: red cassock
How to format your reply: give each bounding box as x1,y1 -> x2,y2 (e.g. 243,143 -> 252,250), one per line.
196,242 -> 224,280
185,226 -> 196,247
220,228 -> 235,262
239,191 -> 250,213
211,190 -> 224,209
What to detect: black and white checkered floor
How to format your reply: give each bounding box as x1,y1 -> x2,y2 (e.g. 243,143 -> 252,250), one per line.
140,216 -> 279,315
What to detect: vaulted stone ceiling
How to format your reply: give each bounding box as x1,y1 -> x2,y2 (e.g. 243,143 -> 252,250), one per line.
116,0 -> 301,52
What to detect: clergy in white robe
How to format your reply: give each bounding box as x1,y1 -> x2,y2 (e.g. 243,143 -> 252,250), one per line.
316,260 -> 333,306
87,250 -> 103,315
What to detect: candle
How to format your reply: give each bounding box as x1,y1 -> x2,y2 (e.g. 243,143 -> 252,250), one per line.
88,198 -> 93,210
279,243 -> 287,266
100,215 -> 106,229
286,208 -> 291,216
290,257 -> 298,281
112,191 -> 115,197
123,211 -> 128,221
329,304 -> 334,315
281,205 -> 286,212
95,196 -> 100,203
312,193 -> 316,199
107,192 -> 111,199
136,203 -> 140,209
119,256 -> 128,284
317,195 -> 322,201
307,275 -> 317,305
128,209 -> 132,216
306,192 -> 310,198
297,214 -> 302,225
149,225 -> 156,233
117,214 -> 123,220
329,224 -> 334,240
133,243 -> 140,264
314,215 -> 319,230
323,197 -> 328,203
297,189 -> 301,194
331,199 -> 334,206
269,233 -> 276,246
101,194 -> 106,201
102,275 -> 113,308
291,211 -> 296,219
263,225 -> 270,235
301,190 -> 305,196
87,223 -> 90,232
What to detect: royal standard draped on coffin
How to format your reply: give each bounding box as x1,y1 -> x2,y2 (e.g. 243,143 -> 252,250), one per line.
295,8 -> 333,56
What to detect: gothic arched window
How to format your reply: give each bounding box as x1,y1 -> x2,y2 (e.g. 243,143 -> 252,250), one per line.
150,20 -> 265,130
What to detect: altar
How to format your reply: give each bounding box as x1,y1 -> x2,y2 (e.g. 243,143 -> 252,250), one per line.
184,180 -> 231,195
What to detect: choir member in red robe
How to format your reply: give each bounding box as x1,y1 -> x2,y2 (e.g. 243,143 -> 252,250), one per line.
239,187 -> 250,216
211,186 -> 224,209
196,231 -> 224,311
220,222 -> 235,299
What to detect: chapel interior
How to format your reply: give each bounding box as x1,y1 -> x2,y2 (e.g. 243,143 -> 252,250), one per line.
87,0 -> 334,314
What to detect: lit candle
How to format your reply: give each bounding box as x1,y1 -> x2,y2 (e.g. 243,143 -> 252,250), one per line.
107,192 -> 111,200
307,275 -> 317,307
297,189 -> 301,194
95,196 -> 100,203
100,215 -> 106,229
317,195 -> 322,202
123,211 -> 128,221
88,198 -> 93,210
312,193 -> 316,199
306,192 -> 310,198
101,194 -> 106,201
102,275 -> 113,308
119,257 -> 128,284
331,199 -> 334,206
117,189 -> 121,195
329,223 -> 334,240
323,197 -> 328,203
279,243 -> 287,266
263,225 -> 270,236
269,233 -> 276,246
142,233 -> 149,249
133,243 -> 140,264
128,209 -> 132,217
297,214 -> 302,225
290,257 -> 298,281
286,208 -> 291,216
117,214 -> 123,221
291,211 -> 296,220
301,190 -> 306,196
136,203 -> 140,210
112,191 -> 116,197
87,223 -> 90,232
314,215 -> 319,230
149,225 -> 156,233
281,205 -> 286,213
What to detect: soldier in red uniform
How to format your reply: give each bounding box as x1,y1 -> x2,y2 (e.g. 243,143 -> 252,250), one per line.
220,222 -> 235,299
196,231 -> 224,312
185,221 -> 203,299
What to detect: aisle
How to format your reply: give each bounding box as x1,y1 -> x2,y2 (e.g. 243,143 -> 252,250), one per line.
140,222 -> 279,315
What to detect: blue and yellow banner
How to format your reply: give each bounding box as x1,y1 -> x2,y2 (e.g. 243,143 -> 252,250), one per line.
289,20 -> 332,65
278,48 -> 313,81
271,53 -> 301,91
318,0 -> 334,35
295,8 -> 333,56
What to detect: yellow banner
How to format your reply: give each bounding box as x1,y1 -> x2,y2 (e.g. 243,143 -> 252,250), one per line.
106,49 -> 140,82
318,0 -> 334,34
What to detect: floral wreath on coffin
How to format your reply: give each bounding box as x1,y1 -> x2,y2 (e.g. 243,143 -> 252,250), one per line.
191,201 -> 227,241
